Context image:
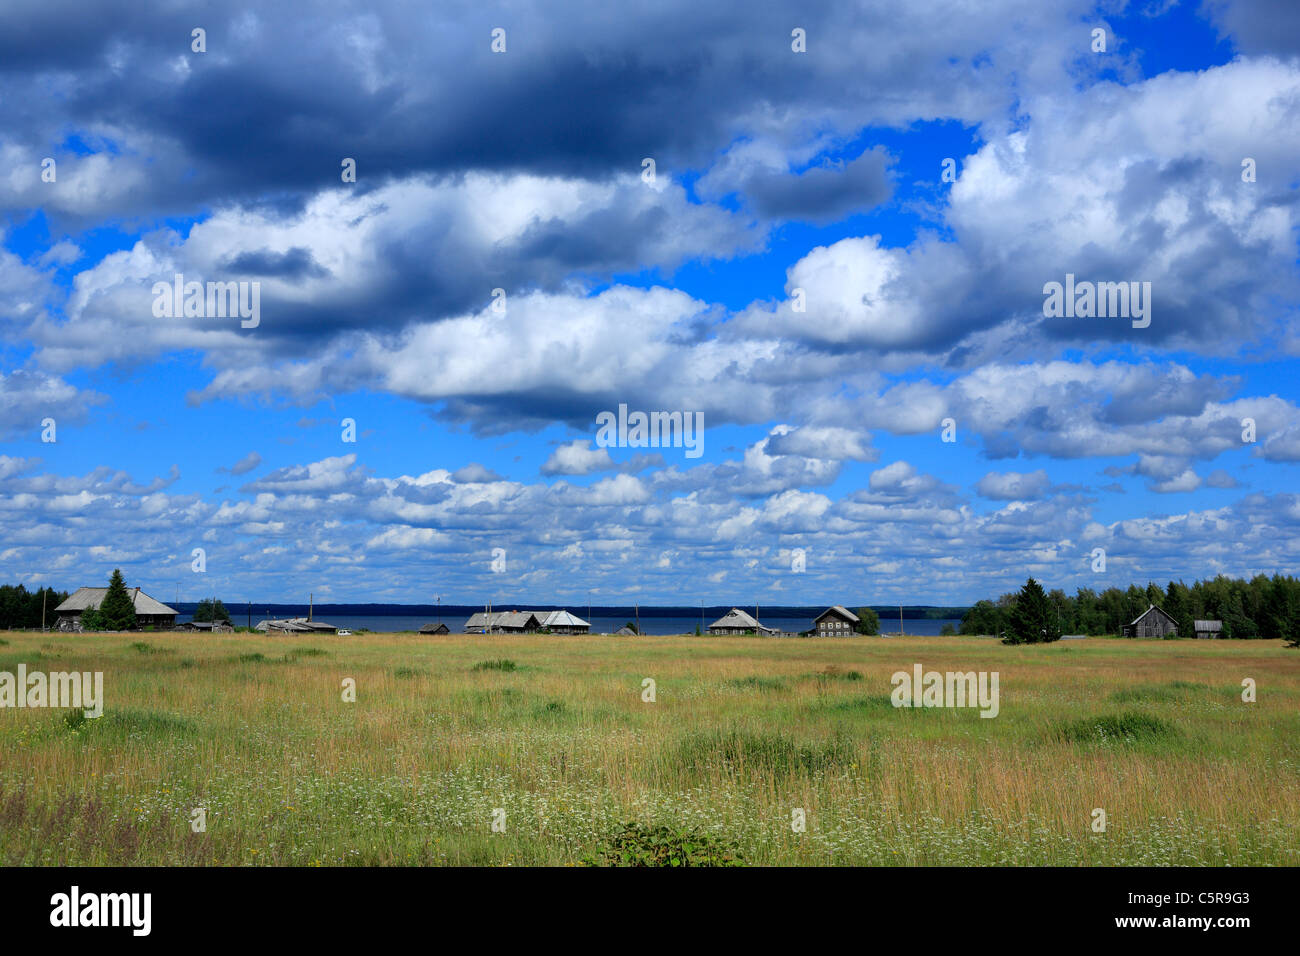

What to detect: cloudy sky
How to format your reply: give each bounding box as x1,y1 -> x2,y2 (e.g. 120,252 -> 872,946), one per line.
2,0 -> 1299,607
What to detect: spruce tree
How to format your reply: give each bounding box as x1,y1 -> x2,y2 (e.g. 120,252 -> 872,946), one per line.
97,568 -> 137,631
1005,577 -> 1061,644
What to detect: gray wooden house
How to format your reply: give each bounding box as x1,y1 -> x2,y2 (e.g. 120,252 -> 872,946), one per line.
707,608 -> 777,636
813,606 -> 859,636
54,587 -> 179,631
1122,604 -> 1179,638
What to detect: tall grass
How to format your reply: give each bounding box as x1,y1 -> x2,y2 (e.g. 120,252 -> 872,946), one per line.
0,630 -> 1296,866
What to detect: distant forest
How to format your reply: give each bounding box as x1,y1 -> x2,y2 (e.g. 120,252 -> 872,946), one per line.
961,574 -> 1300,639
0,584 -> 71,630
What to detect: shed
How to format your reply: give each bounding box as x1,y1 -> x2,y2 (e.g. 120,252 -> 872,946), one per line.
1193,619 -> 1223,640
419,622 -> 450,635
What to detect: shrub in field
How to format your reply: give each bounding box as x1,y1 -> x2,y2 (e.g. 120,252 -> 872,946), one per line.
237,652 -> 268,664
676,728 -> 855,777
1055,710 -> 1178,744
583,823 -> 744,867
472,658 -> 517,672
725,675 -> 788,692
394,666 -> 428,678
291,647 -> 329,657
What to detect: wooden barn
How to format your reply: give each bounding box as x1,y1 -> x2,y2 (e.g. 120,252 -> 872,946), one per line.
1194,619 -> 1224,639
1122,604 -> 1179,638
419,622 -> 450,635
813,606 -> 859,636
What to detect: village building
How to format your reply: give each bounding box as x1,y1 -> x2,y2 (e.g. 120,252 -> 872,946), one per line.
813,606 -> 859,636
1122,604 -> 1179,638
419,622 -> 450,635
256,618 -> 339,634
615,625 -> 638,636
464,611 -> 542,634
707,608 -> 778,636
1194,619 -> 1224,639
537,610 -> 591,634
178,620 -> 234,633
54,587 -> 178,631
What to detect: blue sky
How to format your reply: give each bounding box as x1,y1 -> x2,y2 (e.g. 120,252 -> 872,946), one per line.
1,0 -> 1298,606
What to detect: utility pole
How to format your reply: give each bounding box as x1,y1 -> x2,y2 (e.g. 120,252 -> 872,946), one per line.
247,601 -> 251,630
635,602 -> 640,636
41,589 -> 47,632
899,605 -> 903,638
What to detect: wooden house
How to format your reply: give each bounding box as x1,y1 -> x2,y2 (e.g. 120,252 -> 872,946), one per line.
1122,604 -> 1178,638
537,610 -> 590,634
54,587 -> 178,631
813,606 -> 859,636
419,622 -> 450,635
707,608 -> 778,636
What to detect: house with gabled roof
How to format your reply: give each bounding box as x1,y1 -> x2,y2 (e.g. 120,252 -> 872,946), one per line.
464,610 -> 542,633
54,587 -> 178,631
813,605 -> 859,636
1122,604 -> 1179,638
707,608 -> 778,636
537,610 -> 590,634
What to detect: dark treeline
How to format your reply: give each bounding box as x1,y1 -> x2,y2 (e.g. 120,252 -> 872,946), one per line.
961,574 -> 1300,640
0,584 -> 71,629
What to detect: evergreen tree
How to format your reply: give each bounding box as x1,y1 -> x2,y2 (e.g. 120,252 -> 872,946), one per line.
1004,578 -> 1061,645
97,569 -> 137,631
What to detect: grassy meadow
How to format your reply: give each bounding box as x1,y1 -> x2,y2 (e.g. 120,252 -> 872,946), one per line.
0,629 -> 1297,866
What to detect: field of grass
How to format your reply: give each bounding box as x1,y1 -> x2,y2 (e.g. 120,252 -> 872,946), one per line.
1,630 -> 1297,866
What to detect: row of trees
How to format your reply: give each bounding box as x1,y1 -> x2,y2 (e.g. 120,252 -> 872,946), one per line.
0,584 -> 71,629
961,574 -> 1300,643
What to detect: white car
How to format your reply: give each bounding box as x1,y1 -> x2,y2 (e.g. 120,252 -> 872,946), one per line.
337,629 -> 352,636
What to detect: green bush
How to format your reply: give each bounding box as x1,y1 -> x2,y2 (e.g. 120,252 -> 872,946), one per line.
472,658 -> 517,672
1055,710 -> 1178,744
583,823 -> 744,867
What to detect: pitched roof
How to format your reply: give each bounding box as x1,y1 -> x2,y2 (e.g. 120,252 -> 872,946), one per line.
54,586 -> 178,616
707,608 -> 777,632
419,622 -> 450,633
1127,604 -> 1176,627
815,605 -> 860,624
538,610 -> 589,628
464,611 -> 540,629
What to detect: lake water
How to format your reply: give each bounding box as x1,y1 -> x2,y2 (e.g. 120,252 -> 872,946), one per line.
202,613 -> 965,636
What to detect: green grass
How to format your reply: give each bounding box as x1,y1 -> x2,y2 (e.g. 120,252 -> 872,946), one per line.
0,630 -> 1296,866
